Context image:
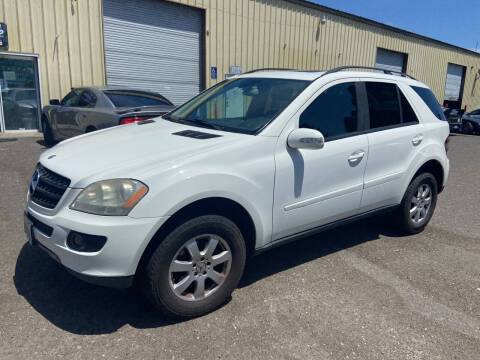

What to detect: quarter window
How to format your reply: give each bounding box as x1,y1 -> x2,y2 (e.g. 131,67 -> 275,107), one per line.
399,90 -> 419,124
299,82 -> 358,140
411,86 -> 446,120
365,82 -> 401,129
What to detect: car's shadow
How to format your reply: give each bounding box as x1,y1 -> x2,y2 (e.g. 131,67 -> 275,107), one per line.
14,214 -> 401,335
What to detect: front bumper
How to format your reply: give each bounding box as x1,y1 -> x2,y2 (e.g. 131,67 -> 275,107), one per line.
24,189 -> 168,288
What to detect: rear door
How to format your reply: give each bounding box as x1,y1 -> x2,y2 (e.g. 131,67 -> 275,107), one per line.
360,80 -> 423,211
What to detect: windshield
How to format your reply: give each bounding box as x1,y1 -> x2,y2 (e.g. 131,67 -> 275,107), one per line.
166,78 -> 310,134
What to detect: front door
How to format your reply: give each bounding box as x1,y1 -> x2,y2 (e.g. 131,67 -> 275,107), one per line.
0,54 -> 41,132
273,80 -> 369,240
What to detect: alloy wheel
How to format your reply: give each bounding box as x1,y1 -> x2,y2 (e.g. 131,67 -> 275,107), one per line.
410,183 -> 432,224
168,234 -> 232,301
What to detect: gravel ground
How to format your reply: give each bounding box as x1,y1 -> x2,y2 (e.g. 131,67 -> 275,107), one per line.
0,133 -> 479,359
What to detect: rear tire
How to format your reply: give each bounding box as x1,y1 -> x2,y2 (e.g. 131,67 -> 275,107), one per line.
42,117 -> 54,146
395,172 -> 438,235
463,121 -> 474,135
142,215 -> 246,319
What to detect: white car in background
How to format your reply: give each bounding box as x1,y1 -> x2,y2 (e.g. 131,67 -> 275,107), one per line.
24,66 -> 450,318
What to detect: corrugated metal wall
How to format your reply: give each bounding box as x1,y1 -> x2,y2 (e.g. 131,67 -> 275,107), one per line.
1,0 -> 480,110
171,0 -> 480,110
0,0 -> 105,105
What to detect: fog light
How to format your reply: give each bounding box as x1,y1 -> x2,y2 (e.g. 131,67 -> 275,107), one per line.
67,231 -> 107,252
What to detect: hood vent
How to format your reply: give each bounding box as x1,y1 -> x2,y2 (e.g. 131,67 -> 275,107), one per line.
172,130 -> 222,139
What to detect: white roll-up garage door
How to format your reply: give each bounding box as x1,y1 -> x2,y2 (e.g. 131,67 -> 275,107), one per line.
375,48 -> 406,74
103,0 -> 202,105
444,63 -> 464,101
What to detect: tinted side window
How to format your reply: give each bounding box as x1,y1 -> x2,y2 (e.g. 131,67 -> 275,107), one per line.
78,91 -> 97,107
470,109 -> 480,115
299,82 -> 358,140
61,90 -> 81,107
411,86 -> 446,120
399,90 -> 419,124
365,82 -> 401,129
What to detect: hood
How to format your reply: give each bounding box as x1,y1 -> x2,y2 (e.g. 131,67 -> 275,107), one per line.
40,119 -> 249,187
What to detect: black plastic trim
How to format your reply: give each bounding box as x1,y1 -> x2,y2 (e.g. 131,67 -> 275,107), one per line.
66,269 -> 134,289
254,205 -> 398,255
26,212 -> 53,237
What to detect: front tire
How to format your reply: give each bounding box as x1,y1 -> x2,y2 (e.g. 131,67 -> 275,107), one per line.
396,172 -> 438,234
142,215 -> 246,318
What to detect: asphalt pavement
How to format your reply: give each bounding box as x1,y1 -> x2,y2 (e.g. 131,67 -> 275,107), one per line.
0,133 -> 479,359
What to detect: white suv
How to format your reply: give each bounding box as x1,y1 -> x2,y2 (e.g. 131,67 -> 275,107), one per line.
25,67 -> 450,318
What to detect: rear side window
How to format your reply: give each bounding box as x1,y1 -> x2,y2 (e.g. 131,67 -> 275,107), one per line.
299,82 -> 358,140
104,91 -> 172,107
365,82 -> 401,129
78,91 -> 97,108
411,86 -> 446,120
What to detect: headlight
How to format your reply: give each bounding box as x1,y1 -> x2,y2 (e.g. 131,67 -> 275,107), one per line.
70,179 -> 148,216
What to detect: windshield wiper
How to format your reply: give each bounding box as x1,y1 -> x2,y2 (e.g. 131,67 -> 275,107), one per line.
164,115 -> 232,132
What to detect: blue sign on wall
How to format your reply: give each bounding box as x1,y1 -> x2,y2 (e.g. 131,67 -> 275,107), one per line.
0,23 -> 8,49
210,66 -> 217,80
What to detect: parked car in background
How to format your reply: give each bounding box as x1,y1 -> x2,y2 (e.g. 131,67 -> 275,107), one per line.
41,87 -> 175,145
442,108 -> 462,133
461,109 -> 480,135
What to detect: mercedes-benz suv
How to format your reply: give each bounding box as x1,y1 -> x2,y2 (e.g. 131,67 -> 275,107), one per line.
24,66 -> 450,318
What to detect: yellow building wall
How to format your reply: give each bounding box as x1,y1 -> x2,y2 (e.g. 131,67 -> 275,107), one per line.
1,0 -> 480,110
0,0 -> 105,105
173,0 -> 480,110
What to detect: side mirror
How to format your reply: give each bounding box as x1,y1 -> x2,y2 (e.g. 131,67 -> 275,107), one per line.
287,128 -> 325,150
50,99 -> 60,106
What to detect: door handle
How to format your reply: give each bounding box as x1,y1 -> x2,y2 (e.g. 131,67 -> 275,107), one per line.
348,150 -> 365,163
412,134 -> 423,146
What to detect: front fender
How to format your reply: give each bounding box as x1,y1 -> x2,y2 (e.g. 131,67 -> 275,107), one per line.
130,172 -> 275,248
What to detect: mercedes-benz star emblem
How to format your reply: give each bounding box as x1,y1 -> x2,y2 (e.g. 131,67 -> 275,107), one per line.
30,171 -> 40,194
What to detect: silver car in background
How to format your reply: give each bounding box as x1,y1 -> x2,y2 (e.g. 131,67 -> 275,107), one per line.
41,87 -> 175,145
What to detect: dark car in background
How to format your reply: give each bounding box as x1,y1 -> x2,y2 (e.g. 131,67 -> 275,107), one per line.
41,87 -> 175,145
443,108 -> 462,133
461,109 -> 480,135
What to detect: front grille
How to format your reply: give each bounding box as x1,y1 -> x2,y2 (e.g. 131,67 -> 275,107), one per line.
30,163 -> 71,209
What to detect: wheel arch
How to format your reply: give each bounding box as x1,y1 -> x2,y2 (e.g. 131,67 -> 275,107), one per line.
135,197 -> 257,276
409,159 -> 445,193
85,125 -> 97,133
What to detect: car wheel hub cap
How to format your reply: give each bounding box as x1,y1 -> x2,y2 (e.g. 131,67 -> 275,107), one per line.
169,234 -> 232,302
410,183 -> 432,224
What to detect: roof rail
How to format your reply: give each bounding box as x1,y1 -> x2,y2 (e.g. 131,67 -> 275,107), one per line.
243,68 -> 296,74
317,66 -> 416,80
